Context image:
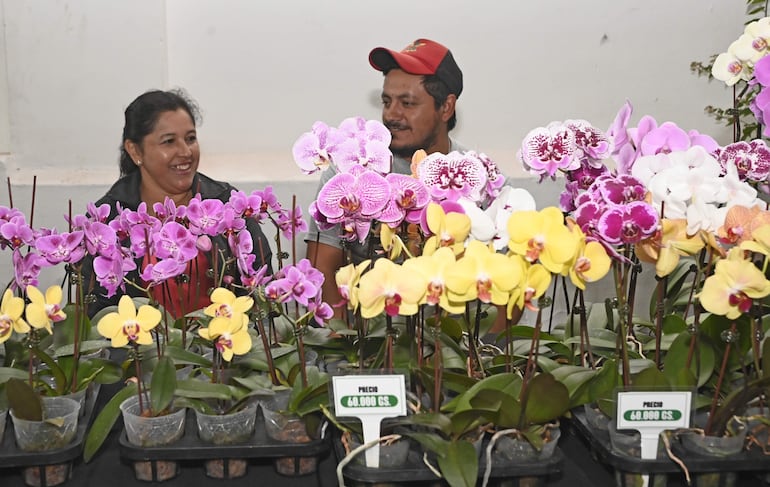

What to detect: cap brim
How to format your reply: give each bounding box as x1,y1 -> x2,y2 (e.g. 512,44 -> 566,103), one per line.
369,47 -> 434,75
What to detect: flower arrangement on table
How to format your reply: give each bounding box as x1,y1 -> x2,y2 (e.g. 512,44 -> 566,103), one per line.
518,94 -> 770,453
292,116 -> 623,486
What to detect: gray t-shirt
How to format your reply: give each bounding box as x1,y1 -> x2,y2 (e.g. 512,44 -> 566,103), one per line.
304,139 -> 466,264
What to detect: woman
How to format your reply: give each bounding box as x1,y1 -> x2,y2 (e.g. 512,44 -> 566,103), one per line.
81,89 -> 272,318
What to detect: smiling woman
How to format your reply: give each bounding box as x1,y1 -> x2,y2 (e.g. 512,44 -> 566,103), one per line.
78,89 -> 273,319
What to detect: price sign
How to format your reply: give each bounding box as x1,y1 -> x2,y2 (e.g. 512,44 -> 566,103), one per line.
332,374 -> 407,468
617,390 -> 692,460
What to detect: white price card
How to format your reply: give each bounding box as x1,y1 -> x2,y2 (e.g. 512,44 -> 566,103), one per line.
617,390 -> 692,459
332,374 -> 407,468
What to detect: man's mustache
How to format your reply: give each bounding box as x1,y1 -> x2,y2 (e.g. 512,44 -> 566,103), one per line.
385,122 -> 408,131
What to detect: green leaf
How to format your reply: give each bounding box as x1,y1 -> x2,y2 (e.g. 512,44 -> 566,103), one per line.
438,440 -> 478,487
83,383 -> 137,462
150,355 -> 177,414
7,378 -> 42,421
162,345 -> 211,367
35,348 -> 68,393
522,373 -> 569,426
663,331 -> 715,388
175,379 -> 233,400
0,366 -> 29,384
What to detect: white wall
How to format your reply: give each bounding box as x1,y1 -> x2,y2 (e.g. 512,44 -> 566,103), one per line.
0,0 -> 750,304
0,0 -> 746,187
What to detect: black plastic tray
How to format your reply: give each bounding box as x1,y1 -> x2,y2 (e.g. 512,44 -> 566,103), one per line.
570,408 -> 770,474
334,430 -> 563,484
118,408 -> 329,461
0,385 -> 100,467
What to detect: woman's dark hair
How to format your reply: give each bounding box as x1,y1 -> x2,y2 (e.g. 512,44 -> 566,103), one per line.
119,88 -> 201,176
422,75 -> 457,131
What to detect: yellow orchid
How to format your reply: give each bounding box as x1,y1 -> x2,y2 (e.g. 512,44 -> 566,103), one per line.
699,247 -> 770,319
565,221 -> 611,289
25,285 -> 66,335
379,224 -> 406,260
199,321 -> 252,362
445,240 -> 521,306
96,295 -> 161,347
402,247 -> 464,314
204,287 -> 253,333
423,203 -> 471,256
357,258 -> 427,319
635,218 -> 704,278
507,261 -> 552,314
0,289 -> 29,344
507,206 -> 577,274
740,224 -> 770,256
335,259 -> 371,312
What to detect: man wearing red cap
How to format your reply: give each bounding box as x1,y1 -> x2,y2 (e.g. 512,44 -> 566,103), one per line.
306,38 -> 467,315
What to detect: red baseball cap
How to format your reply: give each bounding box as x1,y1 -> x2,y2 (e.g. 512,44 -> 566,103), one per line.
369,38 -> 463,97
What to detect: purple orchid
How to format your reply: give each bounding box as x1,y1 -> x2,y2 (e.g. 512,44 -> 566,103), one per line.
265,265 -> 319,307
82,221 -> 118,257
186,197 -> 225,236
292,121 -> 336,175
315,166 -> 390,242
228,190 -> 263,220
418,151 -> 488,202
215,206 -> 246,237
715,139 -> 770,182
35,231 -> 85,265
329,136 -> 392,175
639,122 -> 692,156
565,119 -> 613,162
307,296 -> 333,326
275,205 -> 308,240
93,254 -> 131,297
307,201 -> 335,231
13,249 -> 46,290
467,151 -> 506,205
597,201 -> 659,245
519,122 -> 579,179
379,173 -> 430,226
153,197 -> 186,223
0,217 -> 34,250
140,258 -> 187,287
152,221 -> 198,263
596,174 -> 647,205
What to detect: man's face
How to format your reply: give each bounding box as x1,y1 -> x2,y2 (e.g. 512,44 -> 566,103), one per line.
381,69 -> 445,159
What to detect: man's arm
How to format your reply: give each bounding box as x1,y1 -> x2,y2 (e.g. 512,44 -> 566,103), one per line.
306,240 -> 345,318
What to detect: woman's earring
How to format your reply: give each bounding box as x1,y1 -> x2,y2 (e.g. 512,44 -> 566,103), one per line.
136,160 -> 142,166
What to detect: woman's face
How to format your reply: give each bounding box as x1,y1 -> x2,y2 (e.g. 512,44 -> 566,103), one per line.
129,108 -> 200,200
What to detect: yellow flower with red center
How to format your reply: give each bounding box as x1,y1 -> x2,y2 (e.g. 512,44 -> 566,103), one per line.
335,260 -> 371,312
507,207 -> 577,273
423,203 -> 471,256
699,247 -> 770,319
507,260 -> 551,314
0,289 -> 28,344
445,240 -> 521,306
199,322 -> 252,362
204,287 -> 253,335
741,224 -> 770,256
96,295 -> 161,347
358,258 -> 427,318
403,247 -> 464,314
636,218 -> 705,278
565,221 -> 611,289
25,285 -> 66,335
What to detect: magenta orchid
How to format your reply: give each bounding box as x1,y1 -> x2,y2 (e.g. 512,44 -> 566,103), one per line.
417,151 -> 489,203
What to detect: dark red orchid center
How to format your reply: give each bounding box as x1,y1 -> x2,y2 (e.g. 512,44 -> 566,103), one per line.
728,291 -> 753,314
122,321 -> 140,341
384,294 -> 402,316
216,335 -> 233,352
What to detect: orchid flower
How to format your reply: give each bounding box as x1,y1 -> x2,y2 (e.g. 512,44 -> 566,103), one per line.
199,318 -> 252,362
0,289 -> 29,343
518,122 -> 579,179
417,151 -> 488,202
204,287 -> 252,333
444,240 -> 521,306
25,285 -> 66,335
636,218 -> 705,278
335,260 -> 371,311
96,295 -> 161,347
402,247 -> 464,314
422,202 -> 471,256
565,221 -> 612,289
507,206 -> 578,274
292,121 -> 336,175
357,258 -> 426,318
507,261 -> 551,313
699,248 -> 770,319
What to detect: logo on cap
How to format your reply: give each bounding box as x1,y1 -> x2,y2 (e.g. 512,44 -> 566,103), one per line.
403,40 -> 426,53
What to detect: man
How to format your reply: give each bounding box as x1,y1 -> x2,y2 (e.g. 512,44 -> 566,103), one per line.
305,38 -> 466,315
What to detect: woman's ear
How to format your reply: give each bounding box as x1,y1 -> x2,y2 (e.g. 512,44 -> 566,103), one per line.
124,140 -> 142,166
440,94 -> 457,124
